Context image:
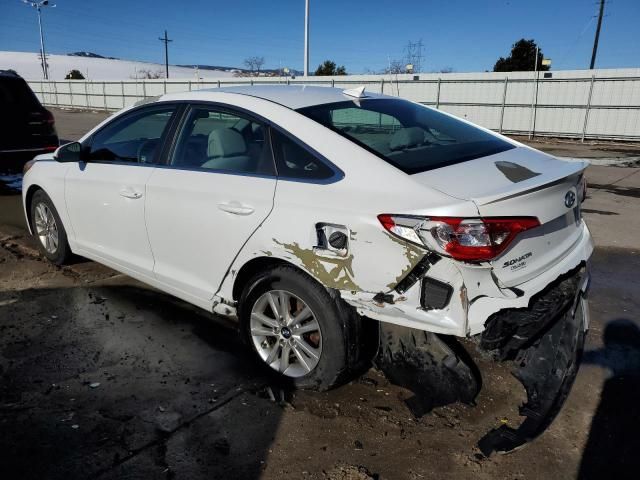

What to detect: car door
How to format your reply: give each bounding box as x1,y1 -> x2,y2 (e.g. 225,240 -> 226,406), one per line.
65,104 -> 179,275
145,103 -> 277,302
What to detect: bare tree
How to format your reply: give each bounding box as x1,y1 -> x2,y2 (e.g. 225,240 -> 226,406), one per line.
384,60 -> 406,74
243,56 -> 265,76
131,68 -> 165,79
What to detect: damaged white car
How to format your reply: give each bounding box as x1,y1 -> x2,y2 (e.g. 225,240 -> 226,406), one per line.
22,85 -> 592,454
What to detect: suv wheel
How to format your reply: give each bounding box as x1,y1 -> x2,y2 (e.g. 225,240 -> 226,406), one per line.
30,189 -> 72,265
239,265 -> 366,391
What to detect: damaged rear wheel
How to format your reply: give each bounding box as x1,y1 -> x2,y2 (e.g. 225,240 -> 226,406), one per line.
239,265 -> 367,391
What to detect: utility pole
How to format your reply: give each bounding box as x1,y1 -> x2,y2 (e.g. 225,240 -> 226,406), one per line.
23,0 -> 56,80
590,0 -> 605,69
304,0 -> 310,77
159,30 -> 173,79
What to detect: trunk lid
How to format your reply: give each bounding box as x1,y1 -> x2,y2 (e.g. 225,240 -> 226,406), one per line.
412,147 -> 587,286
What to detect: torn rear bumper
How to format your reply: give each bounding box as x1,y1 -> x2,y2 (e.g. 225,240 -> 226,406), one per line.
375,265 -> 589,455
477,266 -> 589,455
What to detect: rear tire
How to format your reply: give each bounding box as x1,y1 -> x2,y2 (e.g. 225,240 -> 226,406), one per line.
30,189 -> 72,265
238,265 -> 367,391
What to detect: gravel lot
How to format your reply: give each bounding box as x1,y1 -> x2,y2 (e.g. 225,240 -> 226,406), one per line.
1,108 -> 639,480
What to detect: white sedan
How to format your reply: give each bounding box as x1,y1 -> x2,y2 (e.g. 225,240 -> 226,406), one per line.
22,85 -> 592,452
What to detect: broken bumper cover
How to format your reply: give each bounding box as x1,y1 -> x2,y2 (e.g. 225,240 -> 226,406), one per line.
343,222 -> 593,338
477,265 -> 589,455
375,265 -> 590,455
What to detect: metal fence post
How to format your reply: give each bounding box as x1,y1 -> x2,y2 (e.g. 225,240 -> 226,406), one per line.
435,78 -> 441,109
84,81 -> 90,108
499,77 -> 508,133
103,82 -> 108,111
142,80 -> 147,98
581,75 -> 596,142
53,81 -> 58,106
380,78 -> 384,94
528,71 -> 540,139
163,80 -> 167,94
69,82 -> 74,107
188,81 -> 192,91
121,81 -> 125,108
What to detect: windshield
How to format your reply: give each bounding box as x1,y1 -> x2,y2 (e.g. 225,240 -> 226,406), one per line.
297,98 -> 515,174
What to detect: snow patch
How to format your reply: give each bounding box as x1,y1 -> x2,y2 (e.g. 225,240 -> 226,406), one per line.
0,51 -> 235,81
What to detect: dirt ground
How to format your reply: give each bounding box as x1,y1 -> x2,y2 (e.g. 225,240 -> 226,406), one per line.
1,108 -> 639,480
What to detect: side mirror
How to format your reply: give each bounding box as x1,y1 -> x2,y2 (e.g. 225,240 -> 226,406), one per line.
55,142 -> 84,163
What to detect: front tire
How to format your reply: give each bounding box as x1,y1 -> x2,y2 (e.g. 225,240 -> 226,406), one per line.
239,265 -> 365,391
30,189 -> 72,265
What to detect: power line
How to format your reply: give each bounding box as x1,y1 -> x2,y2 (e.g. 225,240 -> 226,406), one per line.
158,29 -> 173,78
590,0 -> 606,69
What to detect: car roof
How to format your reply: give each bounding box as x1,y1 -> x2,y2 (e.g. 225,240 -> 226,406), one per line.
196,84 -> 387,110
0,70 -> 22,79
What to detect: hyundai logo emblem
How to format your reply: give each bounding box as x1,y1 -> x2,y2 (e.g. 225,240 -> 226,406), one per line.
564,191 -> 576,208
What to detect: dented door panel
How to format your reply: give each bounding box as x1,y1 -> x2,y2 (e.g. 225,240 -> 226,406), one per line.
215,176 -> 480,303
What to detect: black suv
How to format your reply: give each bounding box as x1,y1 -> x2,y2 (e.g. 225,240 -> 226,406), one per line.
0,70 -> 59,172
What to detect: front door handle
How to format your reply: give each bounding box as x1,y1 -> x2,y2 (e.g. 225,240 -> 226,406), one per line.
218,201 -> 255,216
119,188 -> 143,199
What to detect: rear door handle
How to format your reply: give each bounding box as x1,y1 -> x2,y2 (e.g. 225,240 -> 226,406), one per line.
119,188 -> 143,199
218,201 -> 255,216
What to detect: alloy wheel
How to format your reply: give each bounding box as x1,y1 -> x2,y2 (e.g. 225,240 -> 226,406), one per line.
250,289 -> 323,377
34,202 -> 59,254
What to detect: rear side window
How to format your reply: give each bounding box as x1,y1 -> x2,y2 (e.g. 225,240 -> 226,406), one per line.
88,106 -> 176,163
0,77 -> 40,110
298,98 -> 515,174
171,106 -> 274,175
270,129 -> 335,180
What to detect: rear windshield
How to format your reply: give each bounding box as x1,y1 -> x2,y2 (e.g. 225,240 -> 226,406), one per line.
297,98 -> 515,174
0,77 -> 41,110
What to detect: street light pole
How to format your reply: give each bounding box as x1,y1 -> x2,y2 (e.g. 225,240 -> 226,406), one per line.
23,0 -> 55,80
36,5 -> 47,79
303,0 -> 309,77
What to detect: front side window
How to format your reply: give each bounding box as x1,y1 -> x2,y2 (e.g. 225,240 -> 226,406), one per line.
88,106 -> 176,163
298,98 -> 515,174
171,106 -> 274,175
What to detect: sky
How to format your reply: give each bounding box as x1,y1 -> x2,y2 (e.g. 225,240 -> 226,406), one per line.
0,0 -> 638,73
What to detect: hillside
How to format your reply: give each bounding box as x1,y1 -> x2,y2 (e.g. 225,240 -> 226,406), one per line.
0,51 -> 235,80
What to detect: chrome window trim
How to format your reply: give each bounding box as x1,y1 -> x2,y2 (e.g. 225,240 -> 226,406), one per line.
76,99 -> 345,185
168,101 -> 344,185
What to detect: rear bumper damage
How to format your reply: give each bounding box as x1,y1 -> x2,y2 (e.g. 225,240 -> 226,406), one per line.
342,222 -> 593,338
375,264 -> 590,455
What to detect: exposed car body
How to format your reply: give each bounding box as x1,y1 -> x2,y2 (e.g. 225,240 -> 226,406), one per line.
0,70 -> 58,171
22,85 -> 593,453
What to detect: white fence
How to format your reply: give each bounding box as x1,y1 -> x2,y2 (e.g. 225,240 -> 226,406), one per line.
27,68 -> 640,141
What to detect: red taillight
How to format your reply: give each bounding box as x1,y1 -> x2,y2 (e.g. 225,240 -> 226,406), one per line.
378,214 -> 540,262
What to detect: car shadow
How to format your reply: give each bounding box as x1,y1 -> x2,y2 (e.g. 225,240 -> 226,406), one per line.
577,318 -> 640,479
0,285 -> 285,479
